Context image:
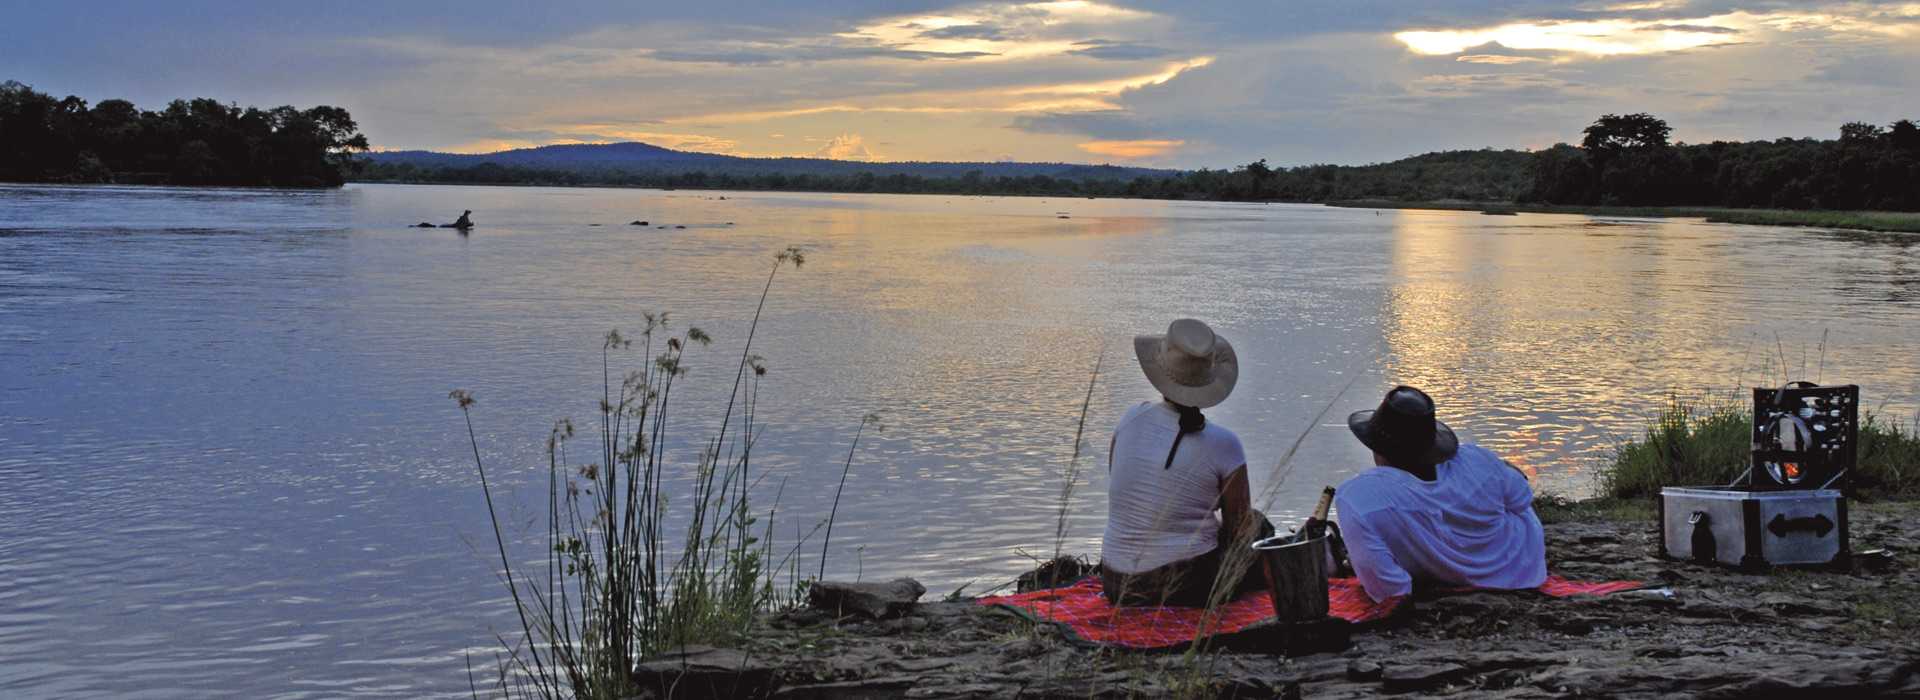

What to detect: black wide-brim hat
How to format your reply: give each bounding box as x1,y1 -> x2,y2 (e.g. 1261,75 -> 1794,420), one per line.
1348,385 -> 1459,467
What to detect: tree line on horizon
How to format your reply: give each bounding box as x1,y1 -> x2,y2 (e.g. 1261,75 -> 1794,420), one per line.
0,81 -> 369,187
355,148 -> 1539,202
358,114 -> 1920,212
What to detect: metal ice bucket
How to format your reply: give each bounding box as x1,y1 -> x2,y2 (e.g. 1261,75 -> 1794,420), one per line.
1251,531 -> 1330,622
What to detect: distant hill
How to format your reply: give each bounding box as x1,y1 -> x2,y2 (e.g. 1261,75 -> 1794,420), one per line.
354,141 -> 1542,201
364,141 -> 1176,180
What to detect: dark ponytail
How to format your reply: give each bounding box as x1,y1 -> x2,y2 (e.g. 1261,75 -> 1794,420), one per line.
1164,401 -> 1207,469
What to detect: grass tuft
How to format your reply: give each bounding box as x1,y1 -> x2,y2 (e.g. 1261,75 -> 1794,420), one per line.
453,247 -> 834,699
1600,398 -> 1920,500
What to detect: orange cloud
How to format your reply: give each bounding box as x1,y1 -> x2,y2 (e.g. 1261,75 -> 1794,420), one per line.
1076,139 -> 1184,159
443,138 -> 587,153
546,126 -> 742,153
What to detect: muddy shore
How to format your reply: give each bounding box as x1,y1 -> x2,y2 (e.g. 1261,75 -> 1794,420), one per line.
647,502 -> 1920,698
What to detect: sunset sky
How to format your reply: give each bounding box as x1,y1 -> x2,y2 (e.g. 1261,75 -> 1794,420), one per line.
8,1 -> 1918,167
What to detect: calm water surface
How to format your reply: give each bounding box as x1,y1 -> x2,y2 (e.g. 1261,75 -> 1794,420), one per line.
3,183 -> 1918,697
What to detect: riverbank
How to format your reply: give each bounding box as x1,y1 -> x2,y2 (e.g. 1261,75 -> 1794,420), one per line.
658,500 -> 1920,698
1327,199 -> 1920,234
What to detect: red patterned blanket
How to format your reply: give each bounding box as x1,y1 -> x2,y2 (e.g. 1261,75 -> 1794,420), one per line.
979,575 -> 1646,650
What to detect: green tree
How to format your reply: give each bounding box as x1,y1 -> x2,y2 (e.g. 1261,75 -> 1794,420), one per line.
0,81 -> 367,187
1889,120 -> 1920,153
1582,113 -> 1672,152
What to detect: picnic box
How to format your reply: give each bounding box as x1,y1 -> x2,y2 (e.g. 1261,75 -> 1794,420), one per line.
1659,486 -> 1847,568
1658,383 -> 1856,571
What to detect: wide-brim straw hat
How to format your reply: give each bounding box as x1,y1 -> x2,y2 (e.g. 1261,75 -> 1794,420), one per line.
1133,319 -> 1237,409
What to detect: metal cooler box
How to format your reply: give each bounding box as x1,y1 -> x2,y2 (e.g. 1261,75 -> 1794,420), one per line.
1660,486 -> 1849,570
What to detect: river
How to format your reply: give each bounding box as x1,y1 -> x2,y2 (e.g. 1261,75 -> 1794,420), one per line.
2,183 -> 1917,697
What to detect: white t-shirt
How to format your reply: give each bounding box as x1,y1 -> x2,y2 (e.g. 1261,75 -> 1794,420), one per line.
1101,401 -> 1248,574
1334,443 -> 1547,602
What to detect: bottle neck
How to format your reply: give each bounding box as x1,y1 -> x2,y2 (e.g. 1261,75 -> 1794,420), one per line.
1309,487 -> 1335,521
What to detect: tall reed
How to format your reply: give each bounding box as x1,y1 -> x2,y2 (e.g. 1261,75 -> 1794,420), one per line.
454,247 -> 812,699
820,413 -> 882,580
1052,353 -> 1104,564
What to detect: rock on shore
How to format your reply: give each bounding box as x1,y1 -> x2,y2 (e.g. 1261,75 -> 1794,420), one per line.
806,579 -> 927,620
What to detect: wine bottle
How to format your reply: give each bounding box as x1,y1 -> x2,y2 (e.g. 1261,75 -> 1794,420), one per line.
1300,486 -> 1335,538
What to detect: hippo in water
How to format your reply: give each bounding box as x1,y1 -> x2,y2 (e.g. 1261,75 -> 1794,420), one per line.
442,210 -> 473,230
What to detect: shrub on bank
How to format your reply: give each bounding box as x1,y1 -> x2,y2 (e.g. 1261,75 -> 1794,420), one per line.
1602,400 -> 1920,500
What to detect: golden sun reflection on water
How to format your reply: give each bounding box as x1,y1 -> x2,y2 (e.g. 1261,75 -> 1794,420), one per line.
1376,211 -> 1844,492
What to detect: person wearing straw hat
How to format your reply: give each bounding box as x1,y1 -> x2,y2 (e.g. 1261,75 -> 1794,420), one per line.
1334,385 -> 1546,603
1100,319 -> 1274,607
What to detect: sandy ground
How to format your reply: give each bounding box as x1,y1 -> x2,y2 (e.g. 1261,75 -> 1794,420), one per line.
645,502 -> 1920,698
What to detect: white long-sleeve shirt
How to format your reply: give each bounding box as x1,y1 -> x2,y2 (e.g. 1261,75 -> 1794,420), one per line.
1334,443 -> 1547,602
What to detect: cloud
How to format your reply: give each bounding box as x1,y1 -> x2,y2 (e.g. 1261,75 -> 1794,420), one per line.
840,0 -> 1159,61
1393,6 -> 1920,59
649,49 -> 786,65
1455,54 -> 1546,64
812,133 -> 878,160
1021,31 -> 1602,164
650,44 -> 998,65
1068,39 -> 1174,60
1394,18 -> 1744,57
1442,40 -> 1561,65
1012,110 -> 1160,139
1638,23 -> 1741,34
636,56 -> 1215,127
1076,138 -> 1183,158
917,23 -> 1009,41
437,126 -> 746,155
1811,49 -> 1920,89
442,138 -> 582,154
548,126 -> 744,153
1408,72 -> 1578,97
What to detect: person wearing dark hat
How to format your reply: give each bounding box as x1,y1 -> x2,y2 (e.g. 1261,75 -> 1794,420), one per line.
1100,319 -> 1274,607
1334,385 -> 1546,603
